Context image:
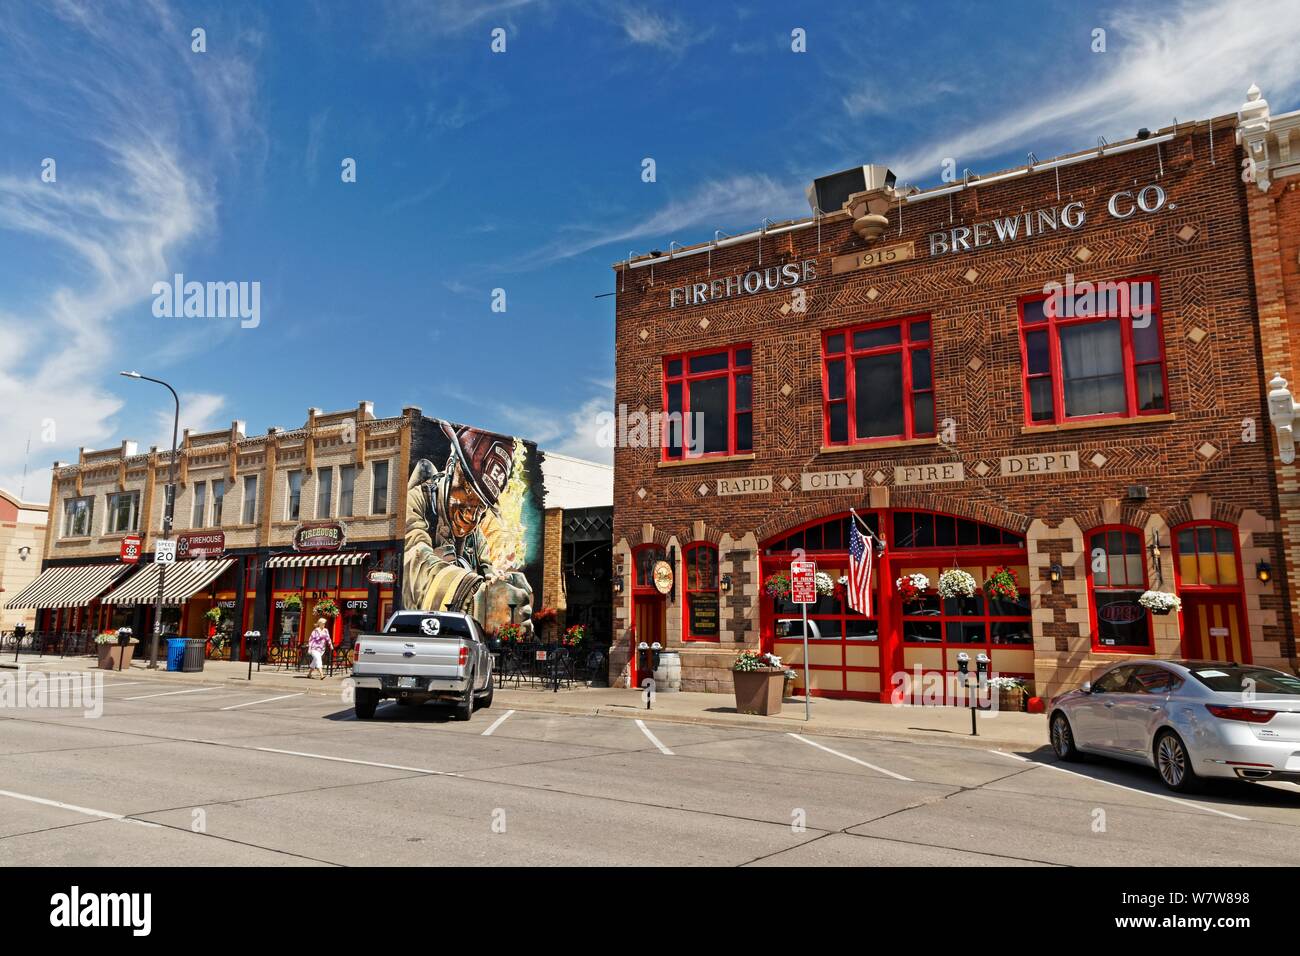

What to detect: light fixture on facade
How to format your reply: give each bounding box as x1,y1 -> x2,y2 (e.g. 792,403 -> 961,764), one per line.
1148,534 -> 1165,587
613,572 -> 624,595
1257,560 -> 1272,584
17,545 -> 30,561
721,573 -> 732,593
1049,564 -> 1062,584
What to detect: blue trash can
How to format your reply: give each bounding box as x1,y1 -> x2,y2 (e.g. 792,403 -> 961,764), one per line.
166,638 -> 186,672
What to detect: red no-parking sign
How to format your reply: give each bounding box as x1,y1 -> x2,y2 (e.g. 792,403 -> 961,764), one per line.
791,559 -> 817,604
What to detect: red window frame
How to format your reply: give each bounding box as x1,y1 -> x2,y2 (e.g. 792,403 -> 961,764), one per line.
821,315 -> 934,447
682,543 -> 721,642
1172,520 -> 1244,592
662,344 -> 753,460
1086,524 -> 1154,654
1017,273 -> 1168,426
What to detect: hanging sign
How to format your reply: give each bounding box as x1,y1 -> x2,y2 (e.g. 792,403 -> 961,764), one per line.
652,560 -> 674,595
293,522 -> 347,552
120,535 -> 142,564
177,530 -> 225,559
791,559 -> 817,605
368,570 -> 395,585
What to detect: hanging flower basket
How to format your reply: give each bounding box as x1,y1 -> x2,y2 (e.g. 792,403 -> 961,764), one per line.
314,598 -> 339,619
764,571 -> 792,600
937,568 -> 977,600
282,595 -> 302,611
1139,590 -> 1182,615
561,624 -> 586,647
203,607 -> 223,624
895,572 -> 929,604
983,566 -> 1019,601
814,571 -> 836,596
497,623 -> 524,644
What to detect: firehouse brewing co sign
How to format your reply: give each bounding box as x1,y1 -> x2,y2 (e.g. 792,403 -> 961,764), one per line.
670,260 -> 817,308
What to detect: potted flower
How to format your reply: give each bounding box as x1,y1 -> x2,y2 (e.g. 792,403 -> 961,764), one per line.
937,568 -> 977,600
282,594 -> 302,611
203,606 -> 222,638
314,598 -> 339,619
1139,590 -> 1182,616
895,572 -> 929,604
983,566 -> 1019,601
988,675 -> 1027,712
95,631 -> 139,670
764,571 -> 792,600
561,623 -> 586,648
815,571 -> 836,597
782,668 -> 799,700
732,649 -> 786,715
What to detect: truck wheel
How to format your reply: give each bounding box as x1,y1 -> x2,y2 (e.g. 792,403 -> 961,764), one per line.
355,688 -> 379,720
476,677 -> 493,711
454,672 -> 474,721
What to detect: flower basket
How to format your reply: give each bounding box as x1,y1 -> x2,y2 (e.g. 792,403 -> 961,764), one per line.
282,595 -> 302,611
937,568 -> 977,600
314,599 -> 339,619
203,607 -> 222,624
561,624 -> 586,648
983,566 -> 1019,601
814,572 -> 836,596
1138,590 -> 1181,615
764,571 -> 792,600
497,623 -> 524,644
988,676 -> 1026,712
895,572 -> 929,604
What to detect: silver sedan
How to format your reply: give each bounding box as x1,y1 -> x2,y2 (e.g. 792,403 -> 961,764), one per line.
1049,660 -> 1300,792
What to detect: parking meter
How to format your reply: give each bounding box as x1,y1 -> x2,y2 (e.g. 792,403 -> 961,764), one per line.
650,641 -> 662,672
11,621 -> 25,662
244,630 -> 263,680
115,626 -> 133,671
976,653 -> 990,688
956,651 -> 970,676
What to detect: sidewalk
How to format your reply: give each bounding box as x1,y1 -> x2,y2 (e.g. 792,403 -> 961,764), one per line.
3,653 -> 1050,751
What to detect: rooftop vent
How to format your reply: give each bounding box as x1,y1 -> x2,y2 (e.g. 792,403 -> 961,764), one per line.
807,164 -> 896,214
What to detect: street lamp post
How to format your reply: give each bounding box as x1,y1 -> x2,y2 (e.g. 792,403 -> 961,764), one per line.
120,371 -> 179,669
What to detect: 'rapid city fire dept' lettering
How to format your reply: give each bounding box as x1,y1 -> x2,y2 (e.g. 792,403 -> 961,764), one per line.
670,259 -> 817,309
927,184 -> 1167,257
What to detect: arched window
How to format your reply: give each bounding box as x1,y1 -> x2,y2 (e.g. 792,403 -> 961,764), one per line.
1175,523 -> 1239,587
632,544 -> 665,590
1087,526 -> 1152,652
683,543 -> 720,641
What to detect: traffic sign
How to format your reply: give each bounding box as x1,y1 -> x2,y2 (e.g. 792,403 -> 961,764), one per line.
791,559 -> 817,604
120,535 -> 142,564
155,539 -> 177,565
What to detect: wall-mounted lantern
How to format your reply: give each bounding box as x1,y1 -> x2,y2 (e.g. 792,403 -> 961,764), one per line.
1257,560 -> 1272,584
1049,564 -> 1063,585
720,573 -> 732,593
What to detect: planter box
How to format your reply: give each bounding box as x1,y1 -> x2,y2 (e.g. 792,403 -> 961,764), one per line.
997,688 -> 1025,712
733,668 -> 785,716
98,644 -> 136,670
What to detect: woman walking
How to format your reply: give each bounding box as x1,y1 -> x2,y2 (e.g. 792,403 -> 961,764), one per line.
307,617 -> 331,680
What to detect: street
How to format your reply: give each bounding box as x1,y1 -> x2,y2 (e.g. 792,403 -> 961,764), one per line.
2,673 -> 1298,867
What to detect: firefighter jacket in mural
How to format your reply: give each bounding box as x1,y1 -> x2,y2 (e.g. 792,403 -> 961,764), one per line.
404,459 -> 493,614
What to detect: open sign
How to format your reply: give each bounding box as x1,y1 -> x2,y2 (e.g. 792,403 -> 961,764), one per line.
1099,601 -> 1144,624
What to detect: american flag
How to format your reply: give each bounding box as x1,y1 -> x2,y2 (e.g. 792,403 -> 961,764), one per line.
848,520 -> 873,617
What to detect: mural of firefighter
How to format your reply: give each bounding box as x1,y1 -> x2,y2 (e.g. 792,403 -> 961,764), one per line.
403,420 -> 542,634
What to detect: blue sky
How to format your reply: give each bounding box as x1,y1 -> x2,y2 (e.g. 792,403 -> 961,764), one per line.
1,0 -> 1298,499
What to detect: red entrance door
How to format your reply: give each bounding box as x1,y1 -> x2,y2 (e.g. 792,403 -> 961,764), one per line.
1182,595 -> 1250,663
631,593 -> 664,686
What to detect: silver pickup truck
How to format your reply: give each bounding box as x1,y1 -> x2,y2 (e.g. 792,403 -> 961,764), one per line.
351,610 -> 494,721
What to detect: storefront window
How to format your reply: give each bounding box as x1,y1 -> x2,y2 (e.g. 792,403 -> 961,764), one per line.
662,344 -> 753,459
63,496 -> 94,537
901,588 -> 1032,646
683,543 -> 719,641
1176,523 -> 1239,587
773,566 -> 878,641
1019,277 -> 1166,425
822,317 -> 934,445
106,491 -> 139,534
1088,527 -> 1152,651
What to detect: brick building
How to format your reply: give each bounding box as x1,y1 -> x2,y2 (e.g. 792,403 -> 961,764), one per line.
611,110 -> 1295,701
9,403 -> 611,659
0,488 -> 48,633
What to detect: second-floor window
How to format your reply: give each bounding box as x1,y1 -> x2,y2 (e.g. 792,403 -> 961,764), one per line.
822,317 -> 934,445
339,465 -> 356,517
316,466 -> 333,517
1019,276 -> 1167,425
241,475 -> 258,524
211,479 -> 224,526
106,491 -> 139,534
287,470 -> 302,520
63,496 -> 94,537
191,481 -> 207,527
662,344 -> 752,460
371,460 -> 390,514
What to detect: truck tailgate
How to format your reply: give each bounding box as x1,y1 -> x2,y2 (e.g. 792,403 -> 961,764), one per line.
354,636 -> 464,678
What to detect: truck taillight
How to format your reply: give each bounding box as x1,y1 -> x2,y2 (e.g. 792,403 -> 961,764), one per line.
459,646 -> 468,666
1206,704 -> 1276,723
354,641 -> 363,657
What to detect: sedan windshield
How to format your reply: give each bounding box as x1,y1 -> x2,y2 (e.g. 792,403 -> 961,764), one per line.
1186,666 -> 1300,695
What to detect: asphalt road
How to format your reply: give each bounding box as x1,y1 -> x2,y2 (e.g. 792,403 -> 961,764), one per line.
2,673 -> 1298,867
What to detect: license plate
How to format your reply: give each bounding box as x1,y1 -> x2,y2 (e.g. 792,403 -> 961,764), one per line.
398,676 -> 419,689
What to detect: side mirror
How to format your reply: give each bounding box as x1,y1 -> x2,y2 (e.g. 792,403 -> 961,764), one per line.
1080,681 -> 1092,694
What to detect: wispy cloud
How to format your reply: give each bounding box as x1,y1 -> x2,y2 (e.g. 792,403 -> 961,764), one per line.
153,392 -> 228,449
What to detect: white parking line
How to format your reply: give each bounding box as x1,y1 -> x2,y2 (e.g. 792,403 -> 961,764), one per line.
220,693 -> 304,711
787,733 -> 914,781
481,710 -> 515,736
0,788 -> 161,827
122,686 -> 218,701
635,719 -> 674,755
987,751 -> 1250,821
252,747 -> 460,777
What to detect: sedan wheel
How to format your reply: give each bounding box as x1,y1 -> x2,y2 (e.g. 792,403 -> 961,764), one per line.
1155,731 -> 1200,793
1051,712 -> 1081,761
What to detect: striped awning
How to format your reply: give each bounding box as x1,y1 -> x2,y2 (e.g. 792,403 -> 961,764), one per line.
265,552 -> 367,569
4,563 -> 134,609
100,558 -> 235,606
